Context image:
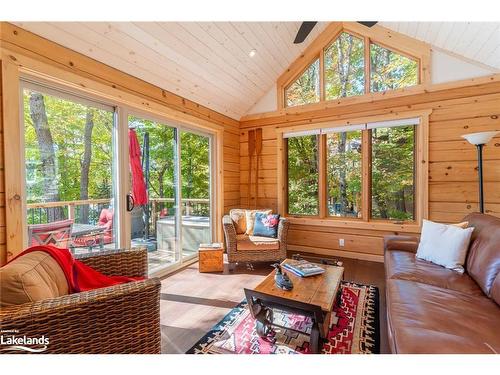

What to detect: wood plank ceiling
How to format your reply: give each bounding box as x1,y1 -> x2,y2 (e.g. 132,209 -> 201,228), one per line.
13,22 -> 328,120
13,22 -> 500,120
380,22 -> 500,70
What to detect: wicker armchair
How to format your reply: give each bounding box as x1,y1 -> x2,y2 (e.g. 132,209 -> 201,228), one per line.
0,248 -> 161,354
223,214 -> 290,267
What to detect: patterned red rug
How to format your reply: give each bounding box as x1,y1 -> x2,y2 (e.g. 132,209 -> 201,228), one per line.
187,281 -> 379,354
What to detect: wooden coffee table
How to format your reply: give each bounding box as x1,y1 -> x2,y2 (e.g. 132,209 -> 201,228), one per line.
244,259 -> 344,353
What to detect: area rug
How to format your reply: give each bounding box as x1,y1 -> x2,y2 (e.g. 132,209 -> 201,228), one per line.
187,281 -> 379,354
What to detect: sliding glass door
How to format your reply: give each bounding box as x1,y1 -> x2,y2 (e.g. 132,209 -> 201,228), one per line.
22,81 -> 118,253
21,79 -> 214,275
127,115 -> 213,273
128,115 -> 180,273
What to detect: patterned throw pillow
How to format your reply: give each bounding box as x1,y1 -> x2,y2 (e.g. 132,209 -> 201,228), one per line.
229,209 -> 247,234
252,213 -> 280,238
244,209 -> 272,235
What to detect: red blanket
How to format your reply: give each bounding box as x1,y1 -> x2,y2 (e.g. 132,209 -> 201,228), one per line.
9,245 -> 143,293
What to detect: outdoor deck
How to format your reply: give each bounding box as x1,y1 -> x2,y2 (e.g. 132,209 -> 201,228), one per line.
27,198 -> 211,273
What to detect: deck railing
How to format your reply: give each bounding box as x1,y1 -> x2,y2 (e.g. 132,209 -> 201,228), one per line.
27,197 -> 210,225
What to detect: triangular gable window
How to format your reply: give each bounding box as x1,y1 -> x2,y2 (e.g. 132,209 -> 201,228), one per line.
370,43 -> 418,92
285,58 -> 320,107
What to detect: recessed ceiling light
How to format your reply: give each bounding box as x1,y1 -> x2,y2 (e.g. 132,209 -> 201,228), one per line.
249,49 -> 257,57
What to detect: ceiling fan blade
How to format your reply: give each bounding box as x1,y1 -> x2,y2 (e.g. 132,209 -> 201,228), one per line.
294,22 -> 317,44
358,21 -> 378,28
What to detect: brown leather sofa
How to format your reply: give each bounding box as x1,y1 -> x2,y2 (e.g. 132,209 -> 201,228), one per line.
384,213 -> 500,354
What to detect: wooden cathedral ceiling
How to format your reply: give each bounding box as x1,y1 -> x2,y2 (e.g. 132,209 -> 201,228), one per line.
12,22 -> 329,119
13,22 -> 500,120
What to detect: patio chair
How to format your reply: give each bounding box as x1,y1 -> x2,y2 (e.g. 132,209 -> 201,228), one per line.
28,219 -> 74,248
0,248 -> 161,354
222,209 -> 289,268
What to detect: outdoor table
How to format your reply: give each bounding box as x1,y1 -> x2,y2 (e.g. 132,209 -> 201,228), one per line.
71,223 -> 106,251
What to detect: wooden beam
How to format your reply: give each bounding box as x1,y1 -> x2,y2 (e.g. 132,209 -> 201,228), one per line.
1,60 -> 25,261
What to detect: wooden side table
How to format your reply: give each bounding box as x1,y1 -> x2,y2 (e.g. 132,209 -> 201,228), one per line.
198,245 -> 224,273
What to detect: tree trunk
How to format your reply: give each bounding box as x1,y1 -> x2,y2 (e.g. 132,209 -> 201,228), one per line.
80,110 -> 94,224
29,92 -> 64,222
338,132 -> 348,213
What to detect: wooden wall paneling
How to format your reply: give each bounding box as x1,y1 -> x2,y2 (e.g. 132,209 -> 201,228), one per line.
240,80 -> 500,260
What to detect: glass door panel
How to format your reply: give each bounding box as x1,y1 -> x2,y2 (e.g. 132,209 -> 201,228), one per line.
180,131 -> 212,260
128,115 -> 180,273
23,83 -> 117,253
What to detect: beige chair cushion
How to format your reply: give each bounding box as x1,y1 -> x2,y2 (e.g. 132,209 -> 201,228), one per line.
0,251 -> 69,307
244,209 -> 272,235
236,234 -> 280,251
229,209 -> 247,234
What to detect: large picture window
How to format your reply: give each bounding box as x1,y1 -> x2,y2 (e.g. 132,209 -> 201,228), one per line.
283,116 -> 423,224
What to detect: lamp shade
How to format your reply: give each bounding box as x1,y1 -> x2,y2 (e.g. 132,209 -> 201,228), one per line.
461,131 -> 499,145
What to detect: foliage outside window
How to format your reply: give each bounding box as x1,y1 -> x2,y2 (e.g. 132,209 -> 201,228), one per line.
285,58 -> 320,107
324,32 -> 365,100
24,88 -> 114,225
370,44 -> 418,92
287,135 -> 319,215
327,131 -> 362,218
371,125 -> 415,220
285,122 -> 418,223
283,29 -> 420,108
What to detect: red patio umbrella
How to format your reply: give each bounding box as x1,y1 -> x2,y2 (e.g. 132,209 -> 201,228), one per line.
128,129 -> 148,205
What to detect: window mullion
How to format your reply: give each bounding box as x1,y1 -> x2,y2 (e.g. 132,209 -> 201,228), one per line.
364,36 -> 371,94
319,134 -> 327,218
362,129 -> 371,221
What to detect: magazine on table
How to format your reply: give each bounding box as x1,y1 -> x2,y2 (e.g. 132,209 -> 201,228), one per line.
282,260 -> 325,277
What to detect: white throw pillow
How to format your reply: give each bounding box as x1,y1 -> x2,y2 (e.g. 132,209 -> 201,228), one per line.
416,219 -> 474,273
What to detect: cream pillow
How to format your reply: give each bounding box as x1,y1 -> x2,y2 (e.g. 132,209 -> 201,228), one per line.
416,219 -> 474,273
229,209 -> 247,234
244,209 -> 272,235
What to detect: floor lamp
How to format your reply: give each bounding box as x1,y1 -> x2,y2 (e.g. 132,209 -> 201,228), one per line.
461,131 -> 499,213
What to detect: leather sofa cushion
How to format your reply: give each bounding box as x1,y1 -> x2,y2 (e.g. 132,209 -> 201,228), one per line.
464,213 -> 500,297
385,250 -> 483,296
236,234 -> 280,251
387,279 -> 500,353
0,251 -> 69,307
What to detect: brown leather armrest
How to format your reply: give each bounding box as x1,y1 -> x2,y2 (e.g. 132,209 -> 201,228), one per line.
384,235 -> 419,253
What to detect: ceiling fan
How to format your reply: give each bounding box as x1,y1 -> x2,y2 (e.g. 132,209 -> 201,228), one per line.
293,21 -> 378,44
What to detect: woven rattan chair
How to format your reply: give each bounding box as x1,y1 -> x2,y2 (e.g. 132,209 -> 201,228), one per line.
223,214 -> 289,268
0,248 -> 161,354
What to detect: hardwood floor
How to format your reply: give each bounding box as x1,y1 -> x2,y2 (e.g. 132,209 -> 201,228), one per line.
159,253 -> 388,354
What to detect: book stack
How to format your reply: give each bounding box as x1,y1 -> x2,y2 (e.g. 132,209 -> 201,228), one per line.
282,260 -> 325,277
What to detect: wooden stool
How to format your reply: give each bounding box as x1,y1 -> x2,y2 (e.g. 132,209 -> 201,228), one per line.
199,244 -> 224,273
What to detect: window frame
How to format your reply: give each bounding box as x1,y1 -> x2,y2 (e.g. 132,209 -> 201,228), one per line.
279,22 -> 430,110
277,110 -> 431,232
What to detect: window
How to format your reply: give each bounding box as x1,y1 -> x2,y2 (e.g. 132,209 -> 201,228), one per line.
324,32 -> 365,100
286,133 -> 320,215
285,58 -> 320,107
326,129 -> 362,217
281,26 -> 425,108
282,115 -> 424,224
371,124 -> 415,220
370,43 -> 418,92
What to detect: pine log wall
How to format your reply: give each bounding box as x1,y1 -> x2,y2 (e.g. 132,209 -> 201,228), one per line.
240,82 -> 500,261
0,23 -> 240,265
